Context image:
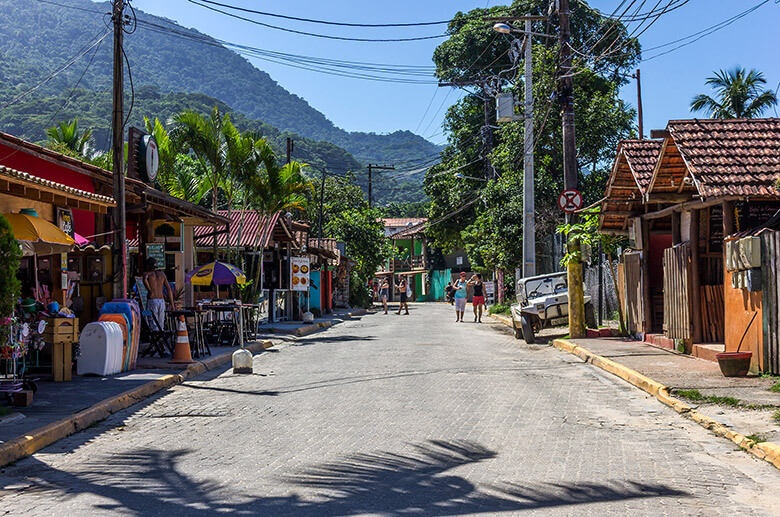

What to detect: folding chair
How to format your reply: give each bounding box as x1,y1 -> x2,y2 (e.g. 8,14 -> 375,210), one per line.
140,309 -> 174,358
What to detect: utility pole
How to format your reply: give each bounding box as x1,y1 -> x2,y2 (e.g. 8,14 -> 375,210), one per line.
558,0 -> 586,338
318,167 -> 326,249
111,0 -> 127,300
366,164 -> 394,208
286,136 -> 294,163
633,69 -> 644,139
522,19 -> 535,278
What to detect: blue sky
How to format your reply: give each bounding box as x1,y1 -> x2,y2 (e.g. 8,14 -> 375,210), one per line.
124,0 -> 778,144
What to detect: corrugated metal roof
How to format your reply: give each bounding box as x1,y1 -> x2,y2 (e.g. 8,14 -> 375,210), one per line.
194,211 -> 281,248
380,217 -> 427,227
388,221 -> 426,239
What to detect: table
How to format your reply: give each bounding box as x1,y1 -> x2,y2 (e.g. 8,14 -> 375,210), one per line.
197,304 -> 244,348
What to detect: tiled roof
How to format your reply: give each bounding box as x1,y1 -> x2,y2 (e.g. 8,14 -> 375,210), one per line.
380,217 -> 427,227
0,164 -> 115,205
668,118 -> 780,197
388,221 -> 426,239
621,139 -> 663,193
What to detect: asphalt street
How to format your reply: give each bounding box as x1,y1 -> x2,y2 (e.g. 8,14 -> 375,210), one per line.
1,303 -> 779,516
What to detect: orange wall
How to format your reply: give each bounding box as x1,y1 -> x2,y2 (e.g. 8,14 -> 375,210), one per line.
724,269 -> 763,372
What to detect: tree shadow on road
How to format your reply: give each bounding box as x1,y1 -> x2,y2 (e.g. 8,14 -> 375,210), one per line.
2,439 -> 688,515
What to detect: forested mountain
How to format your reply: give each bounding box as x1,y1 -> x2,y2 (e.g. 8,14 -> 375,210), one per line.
0,0 -> 439,169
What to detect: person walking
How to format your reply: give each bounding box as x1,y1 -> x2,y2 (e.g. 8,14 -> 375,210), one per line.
379,278 -> 390,314
444,282 -> 454,305
453,272 -> 468,322
142,257 -> 175,330
469,273 -> 486,323
396,275 -> 410,315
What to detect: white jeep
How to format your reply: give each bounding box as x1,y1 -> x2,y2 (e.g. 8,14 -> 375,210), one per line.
510,272 -> 595,343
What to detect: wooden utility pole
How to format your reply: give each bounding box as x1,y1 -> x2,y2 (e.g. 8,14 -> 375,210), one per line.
635,69 -> 644,139
558,0 -> 586,337
286,136 -> 294,164
111,0 -> 127,299
367,164 -> 394,208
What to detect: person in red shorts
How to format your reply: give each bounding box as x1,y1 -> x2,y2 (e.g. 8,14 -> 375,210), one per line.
468,273 -> 486,323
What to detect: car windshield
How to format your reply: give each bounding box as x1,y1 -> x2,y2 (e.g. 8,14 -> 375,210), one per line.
522,275 -> 567,299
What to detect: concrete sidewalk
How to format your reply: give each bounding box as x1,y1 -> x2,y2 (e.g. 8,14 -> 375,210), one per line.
566,337 -> 780,444
256,308 -> 368,337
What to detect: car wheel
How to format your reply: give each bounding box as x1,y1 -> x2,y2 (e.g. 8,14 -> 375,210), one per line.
520,315 -> 535,344
513,321 -> 523,340
585,302 -> 597,329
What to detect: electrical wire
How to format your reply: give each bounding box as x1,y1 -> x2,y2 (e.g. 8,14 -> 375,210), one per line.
191,0 -> 476,27
187,0 -> 449,43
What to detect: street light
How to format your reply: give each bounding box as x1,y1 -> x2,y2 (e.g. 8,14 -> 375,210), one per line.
492,22 -> 513,33
454,172 -> 488,182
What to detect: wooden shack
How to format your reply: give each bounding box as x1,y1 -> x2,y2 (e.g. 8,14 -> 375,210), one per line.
601,119 -> 780,373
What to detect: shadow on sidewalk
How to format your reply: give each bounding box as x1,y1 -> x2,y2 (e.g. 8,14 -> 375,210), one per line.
2,440 -> 688,515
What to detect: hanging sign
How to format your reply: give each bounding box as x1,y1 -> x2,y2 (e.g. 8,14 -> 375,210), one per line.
138,135 -> 160,183
56,207 -> 75,239
558,189 -> 583,213
290,256 -> 310,292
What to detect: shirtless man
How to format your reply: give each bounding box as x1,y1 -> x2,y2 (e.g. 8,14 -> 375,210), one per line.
143,257 -> 174,330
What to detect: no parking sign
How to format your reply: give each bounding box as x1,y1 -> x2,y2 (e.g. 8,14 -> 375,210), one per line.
558,189 -> 583,213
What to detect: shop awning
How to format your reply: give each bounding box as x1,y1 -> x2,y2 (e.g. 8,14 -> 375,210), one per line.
0,165 -> 115,213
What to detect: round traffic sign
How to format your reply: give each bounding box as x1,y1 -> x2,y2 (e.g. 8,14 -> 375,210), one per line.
558,189 -> 583,213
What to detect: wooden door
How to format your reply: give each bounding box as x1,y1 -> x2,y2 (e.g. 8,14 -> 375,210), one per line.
762,230 -> 780,374
624,252 -> 643,334
663,243 -> 692,340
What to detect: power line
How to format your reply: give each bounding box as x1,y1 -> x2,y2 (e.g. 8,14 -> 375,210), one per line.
192,0 -> 472,27
187,0 -> 449,42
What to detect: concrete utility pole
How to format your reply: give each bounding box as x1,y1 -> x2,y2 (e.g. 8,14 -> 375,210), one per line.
286,136 -> 294,163
522,19 -> 535,278
111,0 -> 127,300
367,164 -> 394,208
558,0 -> 586,338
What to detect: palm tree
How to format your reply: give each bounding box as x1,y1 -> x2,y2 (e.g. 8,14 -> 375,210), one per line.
45,118 -> 93,157
690,67 -> 778,119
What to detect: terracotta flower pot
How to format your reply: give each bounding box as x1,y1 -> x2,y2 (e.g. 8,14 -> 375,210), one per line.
716,351 -> 752,377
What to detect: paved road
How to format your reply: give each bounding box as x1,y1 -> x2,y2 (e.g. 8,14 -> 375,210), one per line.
2,304 -> 779,516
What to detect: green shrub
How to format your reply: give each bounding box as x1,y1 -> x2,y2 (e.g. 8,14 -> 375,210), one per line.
488,303 -> 511,315
0,214 -> 21,319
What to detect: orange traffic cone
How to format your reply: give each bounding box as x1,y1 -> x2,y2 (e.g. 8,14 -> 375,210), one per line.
169,315 -> 194,364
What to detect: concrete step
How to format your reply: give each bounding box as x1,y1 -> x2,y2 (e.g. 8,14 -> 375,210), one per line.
692,343 -> 725,362
644,333 -> 675,350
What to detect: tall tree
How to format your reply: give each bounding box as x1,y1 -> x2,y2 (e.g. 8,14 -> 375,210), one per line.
426,0 -> 638,273
690,67 -> 778,119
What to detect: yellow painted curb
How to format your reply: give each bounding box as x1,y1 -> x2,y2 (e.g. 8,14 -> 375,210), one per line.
551,338 -> 780,472
0,341 -> 273,467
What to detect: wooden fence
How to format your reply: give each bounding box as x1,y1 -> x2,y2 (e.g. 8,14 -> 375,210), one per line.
762,230 -> 780,375
663,243 -> 691,340
623,252 -> 643,334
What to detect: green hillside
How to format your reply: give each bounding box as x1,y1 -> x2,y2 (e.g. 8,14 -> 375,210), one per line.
0,0 -> 439,167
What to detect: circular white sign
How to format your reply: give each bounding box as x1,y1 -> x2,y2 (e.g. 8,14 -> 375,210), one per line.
558,189 -> 583,213
142,135 -> 160,182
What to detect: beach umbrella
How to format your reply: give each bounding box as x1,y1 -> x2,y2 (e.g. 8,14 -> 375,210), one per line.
4,212 -> 75,257
185,261 -> 247,286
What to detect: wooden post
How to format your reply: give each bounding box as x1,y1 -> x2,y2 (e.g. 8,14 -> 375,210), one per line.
723,200 -> 735,237
641,217 -> 653,333
671,210 -> 681,245
690,209 -> 702,343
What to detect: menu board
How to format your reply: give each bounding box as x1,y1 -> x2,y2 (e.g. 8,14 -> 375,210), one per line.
146,243 -> 165,270
290,257 -> 310,292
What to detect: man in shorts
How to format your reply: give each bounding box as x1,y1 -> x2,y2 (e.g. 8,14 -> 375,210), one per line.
143,257 -> 175,330
453,272 -> 468,322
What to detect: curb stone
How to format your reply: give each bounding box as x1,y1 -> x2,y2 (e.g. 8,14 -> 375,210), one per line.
551,338 -> 780,471
0,339 -> 273,467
